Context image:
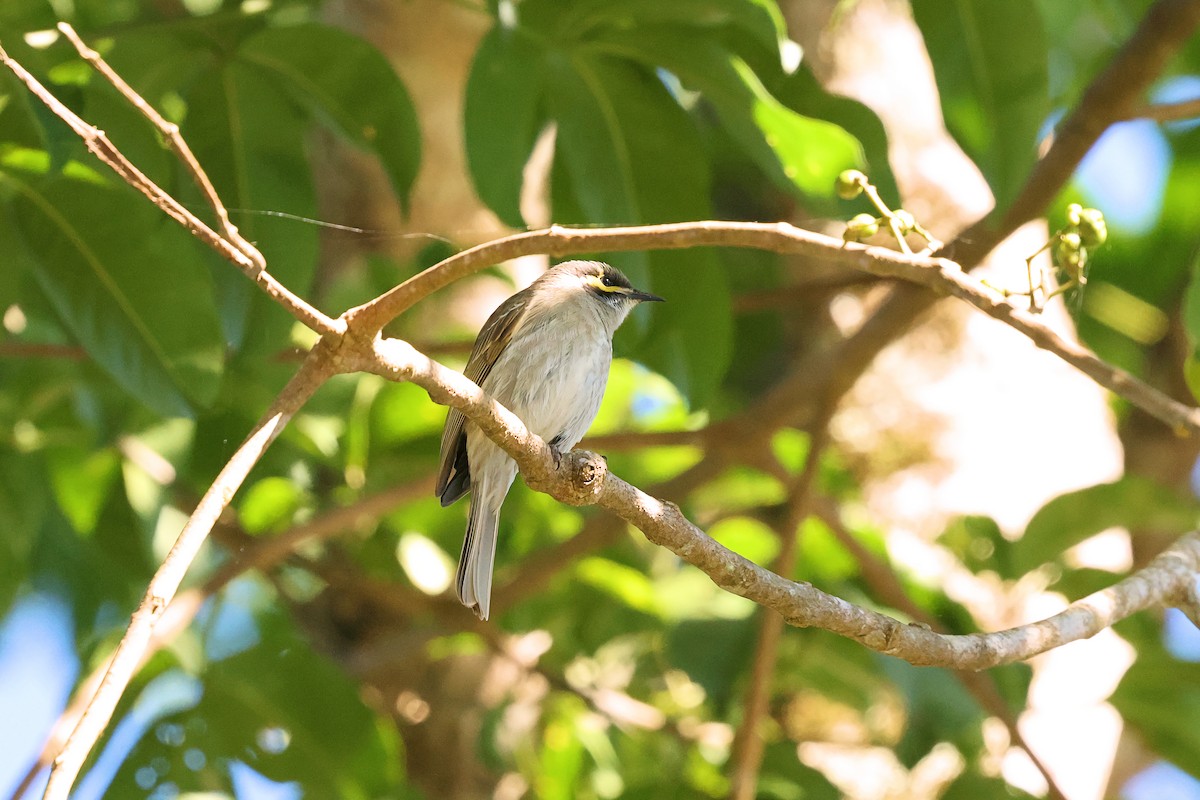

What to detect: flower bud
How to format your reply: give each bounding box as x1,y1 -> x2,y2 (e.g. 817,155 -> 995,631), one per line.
836,169 -> 867,199
1054,232 -> 1084,269
844,213 -> 879,242
1076,208 -> 1108,249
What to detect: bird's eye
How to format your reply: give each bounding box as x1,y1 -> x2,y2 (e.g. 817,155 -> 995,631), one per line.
600,274 -> 614,287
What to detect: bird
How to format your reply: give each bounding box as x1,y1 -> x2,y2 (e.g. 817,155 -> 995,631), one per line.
435,260 -> 664,620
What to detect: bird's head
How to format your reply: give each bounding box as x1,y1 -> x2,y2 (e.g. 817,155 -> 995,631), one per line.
537,260 -> 663,331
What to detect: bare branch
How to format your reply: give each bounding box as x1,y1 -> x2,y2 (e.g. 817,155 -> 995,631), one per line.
362,335 -> 1200,669
344,221 -> 1200,437
42,353 -> 335,800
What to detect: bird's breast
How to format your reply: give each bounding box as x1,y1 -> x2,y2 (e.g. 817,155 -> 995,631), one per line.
481,312 -> 613,451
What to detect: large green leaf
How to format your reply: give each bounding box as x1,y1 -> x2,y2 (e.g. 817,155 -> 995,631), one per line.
184,61 -> 318,354
239,23 -> 420,213
592,27 -> 864,200
911,0 -> 1049,210
7,176 -> 225,416
464,27 -> 547,228
565,0 -> 786,56
1013,477 -> 1200,575
1111,624 -> 1200,780
773,64 -> 899,208
547,54 -> 732,405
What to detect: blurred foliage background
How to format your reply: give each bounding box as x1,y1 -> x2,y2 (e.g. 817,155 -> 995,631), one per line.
2,0 -> 1200,798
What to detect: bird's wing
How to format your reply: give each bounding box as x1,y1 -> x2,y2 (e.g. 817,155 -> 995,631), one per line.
435,289 -> 530,506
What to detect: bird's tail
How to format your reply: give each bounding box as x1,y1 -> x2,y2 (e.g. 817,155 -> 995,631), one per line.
457,498 -> 500,620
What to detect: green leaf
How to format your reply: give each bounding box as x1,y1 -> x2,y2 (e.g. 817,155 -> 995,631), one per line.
0,450 -> 46,614
46,444 -> 121,536
568,0 -> 786,56
0,0 -> 58,31
939,514 -> 1020,580
547,53 -> 732,404
1111,636 -> 1200,780
911,0 -> 1049,210
574,556 -> 661,615
1014,477 -> 1200,575
759,742 -> 840,800
666,617 -> 757,710
179,605 -> 406,796
183,60 -> 318,353
593,27 -> 864,200
881,659 -> 983,767
8,176 -> 225,416
238,476 -> 307,534
1180,242 -> 1200,401
772,64 -> 900,207
239,23 -> 420,213
464,27 -> 547,228
943,769 -> 1038,800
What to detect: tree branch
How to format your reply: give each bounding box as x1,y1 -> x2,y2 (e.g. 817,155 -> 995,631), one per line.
344,220 -> 1200,437
361,335 -> 1200,669
41,353 -> 335,800
6,9 -> 1198,792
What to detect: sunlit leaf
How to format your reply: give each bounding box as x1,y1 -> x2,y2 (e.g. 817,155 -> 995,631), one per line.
1015,477 -> 1200,574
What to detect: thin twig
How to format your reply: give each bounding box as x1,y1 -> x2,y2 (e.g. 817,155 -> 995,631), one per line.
0,37 -> 339,337
41,353 -> 335,800
729,427 -> 830,800
1127,97 -> 1200,122
56,23 -> 266,273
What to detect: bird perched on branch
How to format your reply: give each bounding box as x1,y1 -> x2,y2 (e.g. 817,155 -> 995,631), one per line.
436,260 -> 664,620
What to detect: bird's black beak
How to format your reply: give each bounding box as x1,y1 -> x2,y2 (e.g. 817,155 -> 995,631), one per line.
628,289 -> 665,303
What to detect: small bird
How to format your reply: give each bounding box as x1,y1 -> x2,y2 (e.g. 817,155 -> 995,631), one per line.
435,260 -> 664,620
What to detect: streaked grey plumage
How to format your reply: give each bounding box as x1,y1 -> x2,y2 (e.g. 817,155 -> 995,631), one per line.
435,260 -> 663,620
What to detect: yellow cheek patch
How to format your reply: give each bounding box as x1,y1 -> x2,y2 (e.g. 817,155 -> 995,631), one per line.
584,275 -> 626,293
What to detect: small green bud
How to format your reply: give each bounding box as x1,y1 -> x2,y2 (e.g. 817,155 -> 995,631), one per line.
1054,232 -> 1084,269
836,169 -> 867,199
844,213 -> 879,242
892,209 -> 916,235
1066,203 -> 1083,227
1076,207 -> 1108,249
